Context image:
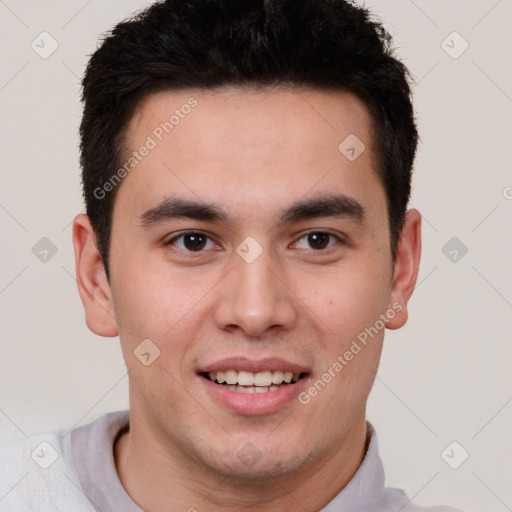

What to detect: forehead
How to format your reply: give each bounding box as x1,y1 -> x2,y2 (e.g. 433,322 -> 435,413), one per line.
114,86 -> 384,226
127,86 -> 374,155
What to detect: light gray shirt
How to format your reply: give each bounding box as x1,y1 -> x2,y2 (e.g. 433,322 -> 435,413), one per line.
0,410 -> 463,511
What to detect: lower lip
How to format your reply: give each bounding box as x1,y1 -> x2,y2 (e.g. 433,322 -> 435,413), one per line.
199,375 -> 308,415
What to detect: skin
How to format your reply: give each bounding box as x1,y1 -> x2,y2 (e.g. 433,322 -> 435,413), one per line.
73,86 -> 421,512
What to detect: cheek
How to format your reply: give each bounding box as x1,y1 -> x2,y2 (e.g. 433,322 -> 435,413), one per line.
320,262 -> 391,339
110,260 -> 213,380
304,263 -> 389,401
304,275 -> 387,417
323,261 -> 390,382
110,262 -> 183,354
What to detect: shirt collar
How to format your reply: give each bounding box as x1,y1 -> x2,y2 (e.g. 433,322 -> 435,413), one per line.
319,421 -> 387,511
72,412 -> 386,512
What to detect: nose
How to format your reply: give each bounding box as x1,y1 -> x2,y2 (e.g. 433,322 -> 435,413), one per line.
213,247 -> 297,338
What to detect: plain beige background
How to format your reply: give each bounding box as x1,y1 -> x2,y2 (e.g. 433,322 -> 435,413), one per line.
1,1 -> 511,511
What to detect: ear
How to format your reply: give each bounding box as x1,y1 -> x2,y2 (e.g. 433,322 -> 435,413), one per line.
72,213 -> 118,337
385,209 -> 422,330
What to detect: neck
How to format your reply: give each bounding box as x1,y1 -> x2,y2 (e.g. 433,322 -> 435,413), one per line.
114,410 -> 369,512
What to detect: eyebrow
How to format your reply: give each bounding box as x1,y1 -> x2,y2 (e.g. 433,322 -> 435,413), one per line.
138,193 -> 365,228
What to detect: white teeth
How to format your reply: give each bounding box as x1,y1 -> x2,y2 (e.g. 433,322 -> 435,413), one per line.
222,384 -> 281,393
206,369 -> 303,387
254,371 -> 272,387
225,370 -> 238,385
237,371 -> 255,386
271,371 -> 284,385
236,385 -> 256,394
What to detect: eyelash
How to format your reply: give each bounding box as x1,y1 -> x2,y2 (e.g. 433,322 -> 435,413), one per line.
165,230 -> 345,254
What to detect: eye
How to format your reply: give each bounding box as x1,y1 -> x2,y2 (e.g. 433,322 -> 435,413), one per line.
166,231 -> 217,252
292,231 -> 342,251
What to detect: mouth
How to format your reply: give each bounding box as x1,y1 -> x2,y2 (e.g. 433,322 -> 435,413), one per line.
197,358 -> 311,415
200,369 -> 309,394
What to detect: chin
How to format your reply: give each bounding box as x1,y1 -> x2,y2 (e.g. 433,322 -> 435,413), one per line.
205,445 -> 310,483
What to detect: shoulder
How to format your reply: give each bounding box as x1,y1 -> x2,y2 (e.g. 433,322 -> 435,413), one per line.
332,421 -> 466,512
380,486 -> 465,512
0,424 -> 96,511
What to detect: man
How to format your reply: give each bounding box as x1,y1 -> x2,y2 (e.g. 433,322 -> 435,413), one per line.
0,0 -> 463,510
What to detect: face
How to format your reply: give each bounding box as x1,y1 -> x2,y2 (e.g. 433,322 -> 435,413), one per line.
75,86 -> 419,482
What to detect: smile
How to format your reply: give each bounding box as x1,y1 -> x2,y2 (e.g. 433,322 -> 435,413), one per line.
202,370 -> 307,393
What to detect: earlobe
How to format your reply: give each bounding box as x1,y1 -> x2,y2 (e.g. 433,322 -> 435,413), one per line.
72,213 -> 119,337
385,209 -> 422,330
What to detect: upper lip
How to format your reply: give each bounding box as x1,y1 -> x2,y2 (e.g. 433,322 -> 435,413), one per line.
198,357 -> 310,375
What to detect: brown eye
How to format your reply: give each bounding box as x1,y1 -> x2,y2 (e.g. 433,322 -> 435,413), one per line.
167,231 -> 215,252
294,231 -> 341,251
307,232 -> 330,250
